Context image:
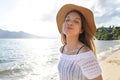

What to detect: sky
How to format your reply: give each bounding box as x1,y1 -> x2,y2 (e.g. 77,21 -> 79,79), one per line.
0,0 -> 120,37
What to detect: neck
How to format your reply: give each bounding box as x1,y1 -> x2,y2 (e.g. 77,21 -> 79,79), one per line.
66,35 -> 82,49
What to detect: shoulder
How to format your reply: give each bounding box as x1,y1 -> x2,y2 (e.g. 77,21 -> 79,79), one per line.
78,45 -> 96,58
79,45 -> 90,54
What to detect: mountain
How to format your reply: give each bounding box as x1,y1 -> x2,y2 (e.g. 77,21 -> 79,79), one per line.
0,29 -> 41,38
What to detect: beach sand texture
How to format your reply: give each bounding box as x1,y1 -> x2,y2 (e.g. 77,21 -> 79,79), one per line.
100,50 -> 120,80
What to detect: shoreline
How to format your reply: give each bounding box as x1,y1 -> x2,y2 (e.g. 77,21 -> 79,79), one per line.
97,42 -> 120,61
99,49 -> 120,80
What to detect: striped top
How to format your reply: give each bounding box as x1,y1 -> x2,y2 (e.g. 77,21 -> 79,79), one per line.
58,50 -> 102,80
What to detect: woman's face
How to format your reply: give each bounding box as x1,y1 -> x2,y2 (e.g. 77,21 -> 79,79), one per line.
62,11 -> 83,37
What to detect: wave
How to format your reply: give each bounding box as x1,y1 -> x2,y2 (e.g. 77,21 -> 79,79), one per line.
0,68 -> 22,75
0,68 -> 32,80
0,59 -> 15,63
98,44 -> 120,60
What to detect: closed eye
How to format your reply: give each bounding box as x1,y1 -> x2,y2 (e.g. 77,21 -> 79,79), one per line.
64,19 -> 70,22
74,20 -> 80,24
74,20 -> 79,23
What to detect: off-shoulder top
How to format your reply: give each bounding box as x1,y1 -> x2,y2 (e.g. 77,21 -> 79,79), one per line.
58,50 -> 102,80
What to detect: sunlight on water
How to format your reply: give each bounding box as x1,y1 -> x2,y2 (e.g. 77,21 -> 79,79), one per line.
19,39 -> 60,80
0,39 -> 120,80
0,39 -> 61,80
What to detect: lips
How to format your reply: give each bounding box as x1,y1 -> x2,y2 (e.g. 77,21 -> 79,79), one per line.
67,26 -> 73,30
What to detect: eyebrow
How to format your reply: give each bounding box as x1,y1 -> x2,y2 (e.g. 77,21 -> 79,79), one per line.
75,18 -> 81,20
66,16 -> 81,20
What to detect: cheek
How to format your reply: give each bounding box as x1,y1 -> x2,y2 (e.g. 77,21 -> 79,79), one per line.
74,28 -> 80,34
75,26 -> 82,33
78,23 -> 83,33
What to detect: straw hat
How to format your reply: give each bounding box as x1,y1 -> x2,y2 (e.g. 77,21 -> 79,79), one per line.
56,4 -> 96,39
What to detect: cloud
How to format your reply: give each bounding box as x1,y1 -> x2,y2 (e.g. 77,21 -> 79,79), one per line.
92,0 -> 120,26
40,8 -> 57,22
41,0 -> 120,27
0,0 -> 120,37
40,0 -> 97,22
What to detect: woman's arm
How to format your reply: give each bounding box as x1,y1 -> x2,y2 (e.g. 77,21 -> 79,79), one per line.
93,75 -> 103,80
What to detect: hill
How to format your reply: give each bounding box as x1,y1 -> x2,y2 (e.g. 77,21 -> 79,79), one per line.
0,29 -> 40,38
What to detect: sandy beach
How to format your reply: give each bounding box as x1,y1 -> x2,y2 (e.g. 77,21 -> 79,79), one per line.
99,49 -> 120,80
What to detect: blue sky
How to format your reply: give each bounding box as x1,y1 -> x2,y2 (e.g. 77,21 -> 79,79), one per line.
0,0 -> 120,37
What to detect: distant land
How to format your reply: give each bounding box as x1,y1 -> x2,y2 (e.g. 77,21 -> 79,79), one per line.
0,29 -> 47,39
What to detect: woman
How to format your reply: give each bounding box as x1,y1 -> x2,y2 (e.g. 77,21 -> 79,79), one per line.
56,4 -> 103,80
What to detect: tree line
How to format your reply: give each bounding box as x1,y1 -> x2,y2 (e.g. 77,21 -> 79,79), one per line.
95,26 -> 120,40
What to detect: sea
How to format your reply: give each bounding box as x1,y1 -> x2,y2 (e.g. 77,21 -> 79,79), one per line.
0,38 -> 120,80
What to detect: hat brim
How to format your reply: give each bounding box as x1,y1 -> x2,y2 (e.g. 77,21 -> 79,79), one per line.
56,4 -> 96,39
